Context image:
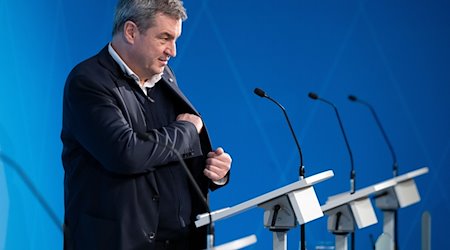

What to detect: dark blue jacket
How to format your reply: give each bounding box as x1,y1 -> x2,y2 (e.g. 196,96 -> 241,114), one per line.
61,46 -> 224,249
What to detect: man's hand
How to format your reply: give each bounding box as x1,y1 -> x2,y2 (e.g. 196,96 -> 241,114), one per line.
176,113 -> 203,133
204,147 -> 232,182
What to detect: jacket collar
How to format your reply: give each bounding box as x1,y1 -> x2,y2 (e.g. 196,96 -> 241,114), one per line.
96,44 -> 199,115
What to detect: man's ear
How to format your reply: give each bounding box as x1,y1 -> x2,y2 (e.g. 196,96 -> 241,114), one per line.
123,20 -> 138,44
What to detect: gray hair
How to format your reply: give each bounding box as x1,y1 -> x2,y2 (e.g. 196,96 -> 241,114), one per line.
112,0 -> 187,36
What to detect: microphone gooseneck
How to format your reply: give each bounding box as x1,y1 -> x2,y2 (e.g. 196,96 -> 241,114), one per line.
253,88 -> 305,177
253,87 -> 307,250
348,95 -> 399,177
308,92 -> 355,194
348,94 -> 400,250
137,132 -> 215,248
309,92 -> 357,250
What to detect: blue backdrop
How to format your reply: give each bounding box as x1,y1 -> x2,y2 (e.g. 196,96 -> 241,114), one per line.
1,0 -> 449,249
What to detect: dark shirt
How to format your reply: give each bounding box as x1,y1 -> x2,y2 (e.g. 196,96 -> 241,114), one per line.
135,79 -> 192,240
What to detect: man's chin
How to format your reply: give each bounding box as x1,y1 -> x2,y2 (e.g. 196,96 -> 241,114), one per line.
149,67 -> 164,76
156,66 -> 165,73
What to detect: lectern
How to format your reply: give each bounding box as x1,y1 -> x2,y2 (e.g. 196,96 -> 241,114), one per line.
322,166 -> 429,250
196,170 -> 334,250
321,179 -> 398,250
374,167 -> 429,249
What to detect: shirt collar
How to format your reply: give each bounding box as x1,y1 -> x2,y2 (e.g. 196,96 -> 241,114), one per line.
108,43 -> 162,90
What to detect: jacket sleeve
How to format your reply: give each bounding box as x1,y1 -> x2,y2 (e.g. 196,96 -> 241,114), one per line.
63,72 -> 203,175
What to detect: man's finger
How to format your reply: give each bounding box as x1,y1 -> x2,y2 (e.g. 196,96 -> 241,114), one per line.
214,147 -> 224,155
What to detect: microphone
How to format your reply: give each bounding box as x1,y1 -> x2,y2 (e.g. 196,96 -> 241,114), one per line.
253,87 -> 305,178
348,95 -> 399,177
308,92 -> 356,194
308,92 -> 357,250
253,87 -> 307,250
136,132 -> 215,248
0,152 -> 63,232
348,94 -> 399,250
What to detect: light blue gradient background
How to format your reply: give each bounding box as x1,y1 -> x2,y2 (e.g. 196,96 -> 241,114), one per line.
1,0 -> 449,249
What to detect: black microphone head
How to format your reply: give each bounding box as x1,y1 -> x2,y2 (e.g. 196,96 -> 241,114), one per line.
348,95 -> 358,101
308,92 -> 319,100
254,88 -> 267,98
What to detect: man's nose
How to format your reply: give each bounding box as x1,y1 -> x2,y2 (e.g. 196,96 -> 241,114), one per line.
165,41 -> 176,57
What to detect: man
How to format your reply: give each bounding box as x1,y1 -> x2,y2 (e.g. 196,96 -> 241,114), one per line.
61,0 -> 232,249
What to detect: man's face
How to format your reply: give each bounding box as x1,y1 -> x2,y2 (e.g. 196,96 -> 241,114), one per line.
131,13 -> 182,80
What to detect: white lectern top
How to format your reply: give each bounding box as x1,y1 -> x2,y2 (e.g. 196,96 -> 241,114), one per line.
196,170 -> 334,227
394,167 -> 428,183
321,179 -> 397,212
321,166 -> 429,212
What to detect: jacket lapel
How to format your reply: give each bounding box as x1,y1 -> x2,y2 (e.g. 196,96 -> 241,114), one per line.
161,68 -> 200,115
161,67 -> 213,152
96,45 -> 148,133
